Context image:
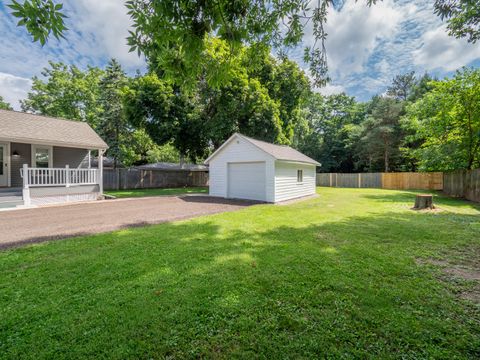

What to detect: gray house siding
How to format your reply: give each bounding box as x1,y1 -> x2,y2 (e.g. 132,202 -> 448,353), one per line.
10,142 -> 31,187
53,146 -> 90,168
10,144 -> 90,187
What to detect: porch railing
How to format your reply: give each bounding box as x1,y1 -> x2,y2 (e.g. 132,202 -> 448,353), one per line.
20,165 -> 99,188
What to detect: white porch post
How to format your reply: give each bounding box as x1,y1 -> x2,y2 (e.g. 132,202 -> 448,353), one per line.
65,164 -> 70,188
98,149 -> 104,195
22,164 -> 31,206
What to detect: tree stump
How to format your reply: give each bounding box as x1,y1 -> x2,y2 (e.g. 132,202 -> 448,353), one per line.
414,194 -> 434,210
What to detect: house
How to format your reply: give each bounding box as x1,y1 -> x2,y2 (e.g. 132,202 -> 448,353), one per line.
0,109 -> 108,209
205,133 -> 319,202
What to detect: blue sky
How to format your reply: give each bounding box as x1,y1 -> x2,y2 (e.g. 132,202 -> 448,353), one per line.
0,0 -> 479,109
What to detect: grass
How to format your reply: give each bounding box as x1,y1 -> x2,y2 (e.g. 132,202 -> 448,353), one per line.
105,187 -> 208,198
1,188 -> 479,359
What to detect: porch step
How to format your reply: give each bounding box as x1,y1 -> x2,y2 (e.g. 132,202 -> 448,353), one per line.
0,200 -> 24,209
0,190 -> 24,209
0,189 -> 22,197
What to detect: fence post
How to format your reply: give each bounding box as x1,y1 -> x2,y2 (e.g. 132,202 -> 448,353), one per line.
22,164 -> 31,206
65,165 -> 70,188
116,168 -> 120,190
358,173 -> 362,188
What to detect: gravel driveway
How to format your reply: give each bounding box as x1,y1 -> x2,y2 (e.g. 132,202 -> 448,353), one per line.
0,195 -> 256,249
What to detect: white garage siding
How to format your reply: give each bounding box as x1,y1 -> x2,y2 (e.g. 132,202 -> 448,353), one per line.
274,161 -> 316,202
228,162 -> 266,201
206,133 -> 319,203
208,136 -> 275,201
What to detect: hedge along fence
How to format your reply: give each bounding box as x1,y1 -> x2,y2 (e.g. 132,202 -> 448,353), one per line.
443,169 -> 480,203
316,172 -> 443,191
104,168 -> 209,190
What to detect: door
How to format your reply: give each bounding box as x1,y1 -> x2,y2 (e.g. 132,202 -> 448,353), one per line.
0,143 -> 7,187
228,162 -> 266,201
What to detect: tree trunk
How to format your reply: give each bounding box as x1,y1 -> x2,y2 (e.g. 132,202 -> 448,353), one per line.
384,147 -> 389,172
414,194 -> 434,210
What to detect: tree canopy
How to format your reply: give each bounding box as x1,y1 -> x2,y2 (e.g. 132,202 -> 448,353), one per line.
7,0 -> 67,45
434,0 -> 480,43
0,96 -> 13,110
13,36 -> 480,173
8,1 -> 480,88
403,67 -> 480,171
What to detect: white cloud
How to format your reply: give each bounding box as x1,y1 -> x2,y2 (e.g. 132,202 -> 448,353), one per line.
0,1 -> 145,79
67,0 -> 145,67
298,0 -> 480,100
0,72 -> 31,110
0,0 -> 146,109
324,0 -> 405,75
412,25 -> 480,71
318,84 -> 345,96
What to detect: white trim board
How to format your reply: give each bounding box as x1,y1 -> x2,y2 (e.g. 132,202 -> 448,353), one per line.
0,137 -> 107,151
0,141 -> 10,187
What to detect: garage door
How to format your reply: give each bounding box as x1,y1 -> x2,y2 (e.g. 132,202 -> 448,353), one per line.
228,162 -> 266,201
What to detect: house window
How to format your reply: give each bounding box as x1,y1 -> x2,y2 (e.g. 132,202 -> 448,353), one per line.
32,145 -> 53,168
297,169 -> 303,183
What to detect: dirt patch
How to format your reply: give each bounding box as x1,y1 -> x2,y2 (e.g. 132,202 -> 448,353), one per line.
417,254 -> 480,305
415,258 -> 449,267
460,285 -> 480,303
410,207 -> 445,213
444,267 -> 480,281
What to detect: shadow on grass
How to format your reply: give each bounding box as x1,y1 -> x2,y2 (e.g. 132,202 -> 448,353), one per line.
362,190 -> 480,211
1,203 -> 479,359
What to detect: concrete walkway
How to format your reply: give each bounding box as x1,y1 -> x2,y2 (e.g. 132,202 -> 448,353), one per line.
0,195 -> 255,249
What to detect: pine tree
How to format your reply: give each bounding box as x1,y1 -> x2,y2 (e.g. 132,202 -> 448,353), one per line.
98,59 -> 128,168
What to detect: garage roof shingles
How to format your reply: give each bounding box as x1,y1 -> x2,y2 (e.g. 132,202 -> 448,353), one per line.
0,109 -> 108,149
239,134 -> 320,165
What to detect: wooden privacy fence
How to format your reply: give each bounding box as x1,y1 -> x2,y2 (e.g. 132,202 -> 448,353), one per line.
443,169 -> 480,202
104,168 -> 209,190
316,172 -> 443,190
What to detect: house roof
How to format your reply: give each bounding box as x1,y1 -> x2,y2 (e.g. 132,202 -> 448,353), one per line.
0,109 -> 108,150
135,162 -> 208,171
205,133 -> 320,165
91,156 -> 125,168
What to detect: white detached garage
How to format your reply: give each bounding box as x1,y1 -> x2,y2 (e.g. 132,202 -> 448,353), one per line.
205,133 -> 320,202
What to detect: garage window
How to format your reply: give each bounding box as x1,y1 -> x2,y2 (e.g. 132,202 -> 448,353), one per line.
297,169 -> 303,183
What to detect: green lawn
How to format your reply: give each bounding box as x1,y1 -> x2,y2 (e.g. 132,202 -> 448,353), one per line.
105,187 -> 208,198
1,188 -> 479,359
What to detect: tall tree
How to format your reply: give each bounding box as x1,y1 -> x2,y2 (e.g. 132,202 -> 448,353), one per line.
119,129 -> 180,166
387,71 -> 416,101
97,59 -> 128,168
123,73 -> 208,162
247,53 -> 311,143
21,61 -> 104,127
295,92 -> 364,172
356,97 -> 404,172
408,73 -> 436,102
403,67 -> 480,171
199,75 -> 285,148
0,96 -> 13,110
